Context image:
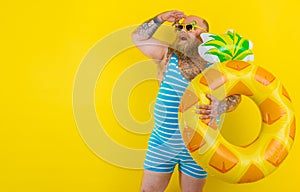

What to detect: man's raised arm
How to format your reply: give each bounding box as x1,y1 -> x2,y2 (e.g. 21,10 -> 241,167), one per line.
131,10 -> 186,61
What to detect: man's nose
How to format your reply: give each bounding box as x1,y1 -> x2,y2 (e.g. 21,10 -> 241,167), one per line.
181,29 -> 188,33
178,30 -> 187,34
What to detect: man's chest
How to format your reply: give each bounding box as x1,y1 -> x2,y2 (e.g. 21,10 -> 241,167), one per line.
178,58 -> 203,81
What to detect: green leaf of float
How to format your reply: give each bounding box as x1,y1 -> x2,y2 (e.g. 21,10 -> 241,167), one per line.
233,31 -> 242,44
241,39 -> 250,49
234,40 -> 251,58
202,31 -> 253,61
234,52 -> 252,61
231,32 -> 253,61
202,42 -> 233,57
235,38 -> 250,52
232,49 -> 253,60
227,31 -> 234,41
205,49 -> 232,62
220,46 -> 233,57
203,35 -> 235,57
202,41 -> 226,48
233,32 -> 242,55
208,34 -> 228,45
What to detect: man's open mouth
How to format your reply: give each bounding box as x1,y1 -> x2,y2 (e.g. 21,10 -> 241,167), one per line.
180,37 -> 188,41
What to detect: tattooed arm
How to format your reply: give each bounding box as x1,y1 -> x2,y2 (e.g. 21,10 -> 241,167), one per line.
197,94 -> 241,126
132,10 -> 186,61
217,94 -> 241,113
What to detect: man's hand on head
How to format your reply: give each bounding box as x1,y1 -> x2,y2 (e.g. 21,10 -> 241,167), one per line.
157,10 -> 186,23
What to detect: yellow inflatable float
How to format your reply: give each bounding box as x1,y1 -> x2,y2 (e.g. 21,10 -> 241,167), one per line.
179,30 -> 296,183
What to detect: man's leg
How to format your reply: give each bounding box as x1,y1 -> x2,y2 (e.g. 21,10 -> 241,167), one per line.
140,170 -> 173,192
177,148 -> 207,192
179,171 -> 206,192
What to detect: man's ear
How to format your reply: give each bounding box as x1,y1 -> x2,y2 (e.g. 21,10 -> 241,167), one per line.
196,31 -> 204,43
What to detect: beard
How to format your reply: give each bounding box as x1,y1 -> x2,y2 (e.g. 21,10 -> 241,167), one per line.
171,33 -> 201,58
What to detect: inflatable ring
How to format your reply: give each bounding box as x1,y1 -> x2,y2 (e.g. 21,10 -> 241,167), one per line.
179,60 -> 295,183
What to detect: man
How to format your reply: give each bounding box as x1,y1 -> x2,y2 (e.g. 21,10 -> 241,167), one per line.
132,10 -> 241,192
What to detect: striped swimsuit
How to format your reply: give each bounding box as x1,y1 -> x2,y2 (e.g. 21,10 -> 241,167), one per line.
144,53 -> 207,178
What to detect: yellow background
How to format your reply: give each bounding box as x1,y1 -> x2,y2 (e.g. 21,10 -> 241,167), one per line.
1,0 -> 299,191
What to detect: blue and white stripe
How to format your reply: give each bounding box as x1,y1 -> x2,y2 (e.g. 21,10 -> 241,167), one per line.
144,53 -> 207,178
